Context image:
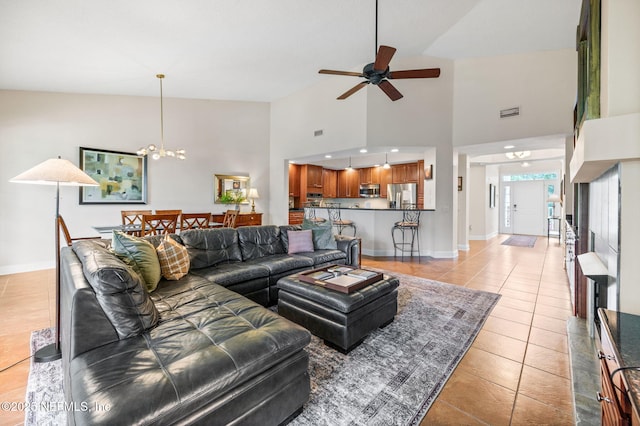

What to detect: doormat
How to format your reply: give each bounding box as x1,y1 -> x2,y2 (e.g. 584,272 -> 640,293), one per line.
26,271 -> 500,425
501,235 -> 537,247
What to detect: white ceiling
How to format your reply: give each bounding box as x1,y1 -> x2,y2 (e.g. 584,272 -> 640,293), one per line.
0,0 -> 581,103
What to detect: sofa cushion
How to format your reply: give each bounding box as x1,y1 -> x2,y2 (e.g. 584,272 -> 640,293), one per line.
287,230 -> 314,254
180,228 -> 243,269
191,262 -> 270,287
112,230 -> 162,292
302,219 -> 338,250
298,249 -> 347,267
245,254 -> 314,276
156,234 -> 190,280
72,240 -> 159,339
70,281 -> 310,426
237,225 -> 285,260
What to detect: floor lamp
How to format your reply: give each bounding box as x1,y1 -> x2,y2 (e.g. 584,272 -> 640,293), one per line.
10,157 -> 98,362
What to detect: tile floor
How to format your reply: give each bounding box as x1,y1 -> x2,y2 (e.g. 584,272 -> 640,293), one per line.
0,235 -> 574,425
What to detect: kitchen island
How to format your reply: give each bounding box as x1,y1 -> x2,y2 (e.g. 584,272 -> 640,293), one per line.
293,204 -> 435,257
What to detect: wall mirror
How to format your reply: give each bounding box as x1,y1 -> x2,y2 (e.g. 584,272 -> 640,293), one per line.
214,174 -> 250,204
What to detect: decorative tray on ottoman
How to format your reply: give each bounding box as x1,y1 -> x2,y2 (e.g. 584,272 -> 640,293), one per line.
297,264 -> 383,294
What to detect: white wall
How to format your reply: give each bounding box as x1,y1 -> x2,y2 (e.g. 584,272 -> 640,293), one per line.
0,90 -> 270,274
452,49 -> 576,148
619,160 -> 640,314
468,164 -> 499,240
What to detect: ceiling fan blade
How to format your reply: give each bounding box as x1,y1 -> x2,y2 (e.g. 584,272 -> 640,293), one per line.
388,68 -> 441,79
373,45 -> 396,71
319,69 -> 364,77
378,80 -> 403,101
337,82 -> 369,100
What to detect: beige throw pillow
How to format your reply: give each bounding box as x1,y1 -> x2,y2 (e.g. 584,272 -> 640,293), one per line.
156,234 -> 190,280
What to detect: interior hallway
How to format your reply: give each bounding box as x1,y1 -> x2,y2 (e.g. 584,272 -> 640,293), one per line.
0,235 -> 573,425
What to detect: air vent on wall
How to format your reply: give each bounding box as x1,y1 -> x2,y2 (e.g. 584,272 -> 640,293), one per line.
500,107 -> 520,118
314,129 -> 323,137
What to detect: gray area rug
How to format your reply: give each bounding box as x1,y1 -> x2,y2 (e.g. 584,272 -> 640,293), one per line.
501,235 -> 537,247
25,270 -> 499,426
25,327 -> 65,426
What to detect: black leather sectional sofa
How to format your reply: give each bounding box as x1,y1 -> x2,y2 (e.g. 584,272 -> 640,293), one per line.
59,225 -> 360,425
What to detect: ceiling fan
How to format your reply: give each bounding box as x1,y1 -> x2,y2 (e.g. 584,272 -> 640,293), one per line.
318,0 -> 441,101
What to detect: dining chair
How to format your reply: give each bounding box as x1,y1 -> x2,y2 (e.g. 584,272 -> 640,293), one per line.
58,215 -> 102,247
121,210 -> 152,236
140,213 -> 179,236
222,209 -> 239,228
155,209 -> 182,223
181,213 -> 212,230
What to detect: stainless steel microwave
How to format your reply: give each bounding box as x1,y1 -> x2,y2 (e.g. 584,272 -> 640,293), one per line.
359,184 -> 380,198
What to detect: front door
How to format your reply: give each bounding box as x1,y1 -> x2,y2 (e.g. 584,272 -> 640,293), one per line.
501,181 -> 545,236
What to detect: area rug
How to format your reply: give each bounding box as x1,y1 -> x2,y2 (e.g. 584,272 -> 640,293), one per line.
24,327 -> 65,426
25,271 -> 499,426
501,235 -> 537,247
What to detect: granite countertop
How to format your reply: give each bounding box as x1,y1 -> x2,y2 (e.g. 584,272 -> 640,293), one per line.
601,309 -> 640,417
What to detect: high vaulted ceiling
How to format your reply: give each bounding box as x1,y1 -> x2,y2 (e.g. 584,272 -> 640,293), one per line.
1,0 -> 581,103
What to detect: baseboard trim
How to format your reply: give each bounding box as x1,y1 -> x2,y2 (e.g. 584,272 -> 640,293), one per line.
0,262 -> 54,276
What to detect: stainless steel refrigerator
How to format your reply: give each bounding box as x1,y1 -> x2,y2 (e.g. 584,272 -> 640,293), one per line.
387,183 -> 417,209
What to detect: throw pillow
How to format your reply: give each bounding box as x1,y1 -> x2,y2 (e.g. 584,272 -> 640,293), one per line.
111,230 -> 162,292
302,219 -> 338,250
156,234 -> 190,280
287,229 -> 314,254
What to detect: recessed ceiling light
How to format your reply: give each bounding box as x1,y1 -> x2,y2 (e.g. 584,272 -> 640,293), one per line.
324,155 -> 332,158
359,149 -> 367,153
390,148 -> 399,153
504,145 -> 515,149
289,160 -> 296,164
522,162 -> 530,167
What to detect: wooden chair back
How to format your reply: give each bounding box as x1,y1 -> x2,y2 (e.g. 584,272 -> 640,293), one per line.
222,210 -> 239,228
156,209 -> 182,225
140,213 -> 179,236
121,210 -> 152,236
181,213 -> 212,230
58,215 -> 102,247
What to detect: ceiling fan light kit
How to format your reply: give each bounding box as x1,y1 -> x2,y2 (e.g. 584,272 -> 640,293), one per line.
505,151 -> 531,160
318,0 -> 440,101
137,74 -> 186,160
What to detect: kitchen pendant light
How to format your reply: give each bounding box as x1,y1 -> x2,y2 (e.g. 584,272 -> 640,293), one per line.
345,156 -> 353,170
137,74 -> 186,160
383,153 -> 391,169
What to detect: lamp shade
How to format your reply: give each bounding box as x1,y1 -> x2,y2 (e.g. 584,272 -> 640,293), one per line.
547,194 -> 562,203
248,188 -> 259,199
10,158 -> 98,186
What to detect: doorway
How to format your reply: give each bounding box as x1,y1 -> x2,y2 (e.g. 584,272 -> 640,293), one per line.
501,180 -> 545,235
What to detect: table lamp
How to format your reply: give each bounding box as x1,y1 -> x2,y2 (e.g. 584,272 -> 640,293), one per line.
10,157 -> 98,362
248,188 -> 259,213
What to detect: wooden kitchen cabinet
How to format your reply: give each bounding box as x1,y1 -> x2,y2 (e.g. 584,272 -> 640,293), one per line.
288,164 -> 300,197
301,164 -> 323,191
392,162 -> 419,183
323,169 -> 337,198
337,169 -> 359,198
379,166 -> 391,198
288,211 -> 304,225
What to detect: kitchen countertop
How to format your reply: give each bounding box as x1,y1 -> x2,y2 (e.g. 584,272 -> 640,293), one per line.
290,207 -> 435,212
600,309 -> 640,417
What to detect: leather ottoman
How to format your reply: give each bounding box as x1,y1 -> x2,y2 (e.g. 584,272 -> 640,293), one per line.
277,272 -> 399,353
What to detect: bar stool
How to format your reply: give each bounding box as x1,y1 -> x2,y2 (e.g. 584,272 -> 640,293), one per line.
391,204 -> 421,261
302,201 -> 327,225
326,202 -> 356,236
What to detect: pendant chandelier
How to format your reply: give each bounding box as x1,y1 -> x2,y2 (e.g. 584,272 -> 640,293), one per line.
137,74 -> 186,160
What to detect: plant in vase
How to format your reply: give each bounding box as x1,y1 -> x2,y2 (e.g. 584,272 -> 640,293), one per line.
219,190 -> 246,210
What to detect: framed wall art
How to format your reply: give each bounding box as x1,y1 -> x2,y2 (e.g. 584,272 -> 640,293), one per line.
79,147 -> 147,204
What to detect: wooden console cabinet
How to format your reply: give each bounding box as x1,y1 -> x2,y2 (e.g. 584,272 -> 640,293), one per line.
211,212 -> 262,228
598,309 -> 640,425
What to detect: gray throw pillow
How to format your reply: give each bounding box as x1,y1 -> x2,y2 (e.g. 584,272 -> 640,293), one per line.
302,219 -> 338,250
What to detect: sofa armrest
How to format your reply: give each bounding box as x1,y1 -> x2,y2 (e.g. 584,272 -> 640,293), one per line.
335,235 -> 360,267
